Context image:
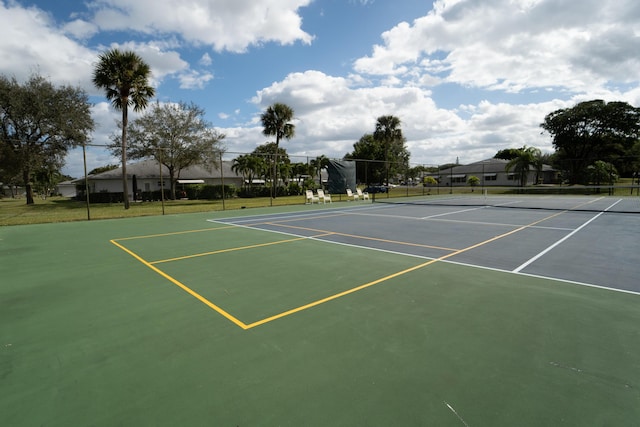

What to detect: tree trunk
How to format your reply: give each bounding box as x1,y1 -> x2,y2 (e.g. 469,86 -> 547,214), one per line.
121,107 -> 130,209
170,168 -> 176,200
24,169 -> 34,205
273,137 -> 279,199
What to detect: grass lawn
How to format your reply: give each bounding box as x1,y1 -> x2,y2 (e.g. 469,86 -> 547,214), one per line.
0,195 -> 320,226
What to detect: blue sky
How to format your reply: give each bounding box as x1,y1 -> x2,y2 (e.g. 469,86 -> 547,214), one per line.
1,0 -> 639,178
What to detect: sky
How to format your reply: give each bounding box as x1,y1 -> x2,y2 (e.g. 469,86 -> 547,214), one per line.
2,0 -> 640,178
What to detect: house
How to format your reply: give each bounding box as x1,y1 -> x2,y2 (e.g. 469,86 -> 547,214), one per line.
67,159 -> 243,199
429,158 -> 558,187
56,180 -> 77,197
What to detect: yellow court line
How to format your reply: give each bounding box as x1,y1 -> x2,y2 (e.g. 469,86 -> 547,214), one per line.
259,212 -> 351,224
150,235 -> 315,264
112,207 -> 571,330
244,208 -> 569,329
265,222 -> 459,252
110,239 -> 249,329
113,225 -> 239,241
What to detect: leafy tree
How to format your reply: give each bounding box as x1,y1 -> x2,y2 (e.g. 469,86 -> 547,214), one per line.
0,138 -> 22,196
93,48 -> 155,209
310,155 -> 329,188
290,162 -> 310,184
33,158 -> 64,199
232,154 -> 265,190
405,166 -> 426,184
467,175 -> 480,191
260,103 -> 295,197
252,142 -> 290,191
344,133 -> 385,183
588,160 -> 617,186
494,148 -> 522,160
505,146 -> 542,187
374,115 -> 408,185
540,100 -> 640,184
110,101 -> 225,199
424,176 -> 438,186
626,141 -> 640,184
88,164 -> 119,175
345,116 -> 410,184
0,74 -> 94,204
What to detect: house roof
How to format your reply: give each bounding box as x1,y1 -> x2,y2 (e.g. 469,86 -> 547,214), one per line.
83,159 -> 242,180
436,158 -> 554,175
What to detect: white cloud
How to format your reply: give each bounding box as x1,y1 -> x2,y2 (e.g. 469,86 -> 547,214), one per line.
62,19 -> 98,39
240,70 -> 557,166
87,0 -> 315,52
0,2 -> 96,87
354,0 -> 640,95
3,0 -> 639,176
178,70 -> 214,89
199,53 -> 212,66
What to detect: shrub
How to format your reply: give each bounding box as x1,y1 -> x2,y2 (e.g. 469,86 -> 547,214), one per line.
197,185 -> 237,200
287,182 -> 302,196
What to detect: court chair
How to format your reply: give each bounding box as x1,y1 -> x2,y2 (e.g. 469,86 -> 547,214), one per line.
317,189 -> 332,204
346,188 -> 359,201
306,190 -> 319,204
356,188 -> 369,200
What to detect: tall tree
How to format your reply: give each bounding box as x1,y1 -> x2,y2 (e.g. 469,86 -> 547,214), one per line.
260,103 -> 295,198
346,116 -> 410,184
93,48 -> 155,209
232,155 -> 252,190
587,160 -> 618,188
345,133 -> 385,184
232,154 -> 265,191
494,148 -> 523,160
0,74 -> 94,204
310,155 -> 329,188
373,115 -> 407,185
541,100 -> 640,184
111,101 -> 225,199
505,146 -> 542,187
252,142 -> 290,187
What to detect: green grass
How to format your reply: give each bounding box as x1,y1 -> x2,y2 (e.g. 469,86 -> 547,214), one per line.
0,194 -> 331,226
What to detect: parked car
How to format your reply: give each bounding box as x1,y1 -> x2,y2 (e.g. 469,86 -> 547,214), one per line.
364,185 -> 388,194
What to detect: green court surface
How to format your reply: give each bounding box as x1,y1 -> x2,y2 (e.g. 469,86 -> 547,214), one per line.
1,205 -> 639,426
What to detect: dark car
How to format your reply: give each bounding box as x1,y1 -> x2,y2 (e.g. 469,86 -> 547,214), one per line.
364,185 -> 388,194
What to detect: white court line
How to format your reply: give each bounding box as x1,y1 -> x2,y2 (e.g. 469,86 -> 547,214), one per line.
513,199 -> 623,273
207,218 -> 444,261
421,205 -> 488,219
208,213 -> 640,296
342,209 -> 574,231
208,204 -> 379,225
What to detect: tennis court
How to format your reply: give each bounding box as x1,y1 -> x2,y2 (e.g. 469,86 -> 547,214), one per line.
2,195 -> 639,426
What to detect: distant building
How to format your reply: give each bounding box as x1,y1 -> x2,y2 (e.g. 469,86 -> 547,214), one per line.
64,159 -> 243,199
428,158 -> 558,187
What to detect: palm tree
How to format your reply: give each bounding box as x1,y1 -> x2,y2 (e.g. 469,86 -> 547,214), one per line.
505,146 -> 542,187
260,103 -> 295,198
231,155 -> 251,190
232,154 -> 265,192
93,49 -> 155,209
373,115 -> 403,185
311,155 -> 329,188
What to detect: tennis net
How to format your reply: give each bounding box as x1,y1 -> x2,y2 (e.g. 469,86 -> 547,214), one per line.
371,186 -> 640,214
